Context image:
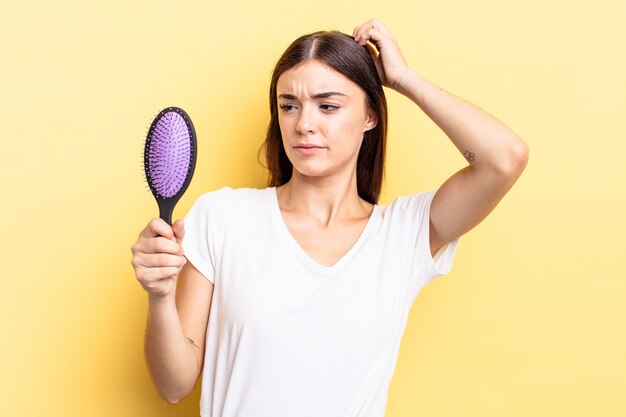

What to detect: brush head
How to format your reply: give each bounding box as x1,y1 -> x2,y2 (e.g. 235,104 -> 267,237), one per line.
144,106 -> 197,224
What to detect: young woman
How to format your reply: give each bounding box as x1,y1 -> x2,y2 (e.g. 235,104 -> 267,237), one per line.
131,19 -> 528,416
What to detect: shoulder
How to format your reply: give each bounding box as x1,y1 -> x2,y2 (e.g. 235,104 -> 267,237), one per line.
186,187 -> 272,238
380,189 -> 437,217
195,186 -> 270,204
190,187 -> 272,213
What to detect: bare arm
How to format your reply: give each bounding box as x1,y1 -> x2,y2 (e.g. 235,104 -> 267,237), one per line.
132,219 -> 214,404
144,262 -> 213,404
397,71 -> 529,255
354,20 -> 529,255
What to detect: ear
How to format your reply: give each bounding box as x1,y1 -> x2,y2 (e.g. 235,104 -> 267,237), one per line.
363,110 -> 378,132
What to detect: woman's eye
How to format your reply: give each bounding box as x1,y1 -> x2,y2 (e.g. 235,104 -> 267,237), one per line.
279,103 -> 297,112
320,104 -> 339,112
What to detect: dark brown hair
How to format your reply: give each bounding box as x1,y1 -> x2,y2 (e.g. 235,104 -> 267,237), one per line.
261,30 -> 388,204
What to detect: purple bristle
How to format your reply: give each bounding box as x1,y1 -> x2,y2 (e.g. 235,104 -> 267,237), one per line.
147,111 -> 192,198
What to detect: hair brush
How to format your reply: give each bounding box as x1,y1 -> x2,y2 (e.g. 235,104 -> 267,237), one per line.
143,106 -> 197,225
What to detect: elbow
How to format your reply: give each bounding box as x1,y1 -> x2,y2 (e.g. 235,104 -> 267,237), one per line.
160,392 -> 186,406
157,386 -> 193,405
496,136 -> 529,178
511,139 -> 529,171
163,396 -> 182,406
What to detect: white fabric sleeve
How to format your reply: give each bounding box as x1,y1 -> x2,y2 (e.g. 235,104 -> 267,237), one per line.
400,189 -> 460,287
181,194 -> 216,283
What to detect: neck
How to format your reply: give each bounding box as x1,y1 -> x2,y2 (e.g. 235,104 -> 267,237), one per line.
277,170 -> 372,226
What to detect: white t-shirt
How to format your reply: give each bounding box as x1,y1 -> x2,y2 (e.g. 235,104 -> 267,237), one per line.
182,186 -> 459,417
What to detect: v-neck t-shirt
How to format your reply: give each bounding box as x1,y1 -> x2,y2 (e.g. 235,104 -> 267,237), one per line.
182,186 -> 459,417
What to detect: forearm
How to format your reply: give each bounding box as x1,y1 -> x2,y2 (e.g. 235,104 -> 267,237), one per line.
396,69 -> 528,175
145,294 -> 201,404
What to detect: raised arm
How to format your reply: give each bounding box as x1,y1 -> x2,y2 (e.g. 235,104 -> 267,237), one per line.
353,19 -> 529,256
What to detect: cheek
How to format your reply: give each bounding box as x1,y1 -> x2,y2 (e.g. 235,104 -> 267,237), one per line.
277,116 -> 293,138
277,114 -> 286,129
337,115 -> 367,141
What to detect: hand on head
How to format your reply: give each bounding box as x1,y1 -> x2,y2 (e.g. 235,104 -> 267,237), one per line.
352,19 -> 411,92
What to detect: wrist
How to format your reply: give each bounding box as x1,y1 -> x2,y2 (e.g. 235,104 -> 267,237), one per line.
395,69 -> 433,108
148,291 -> 177,309
391,67 -> 418,96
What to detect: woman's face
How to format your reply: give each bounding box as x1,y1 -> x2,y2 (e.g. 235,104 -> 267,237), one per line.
276,60 -> 377,181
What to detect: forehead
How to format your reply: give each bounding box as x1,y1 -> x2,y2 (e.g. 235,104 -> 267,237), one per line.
276,60 -> 363,96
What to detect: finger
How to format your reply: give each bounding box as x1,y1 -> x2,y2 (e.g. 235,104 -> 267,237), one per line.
135,252 -> 186,269
172,219 -> 185,246
365,40 -> 380,59
150,266 -> 183,280
363,42 -> 385,82
352,19 -> 375,42
352,20 -> 370,37
363,27 -> 387,48
370,19 -> 393,38
138,236 -> 183,255
353,22 -> 370,44
355,25 -> 387,48
353,18 -> 383,35
141,218 -> 175,240
353,19 -> 391,45
139,267 -> 182,284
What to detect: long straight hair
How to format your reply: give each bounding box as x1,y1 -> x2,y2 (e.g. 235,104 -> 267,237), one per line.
261,31 -> 388,204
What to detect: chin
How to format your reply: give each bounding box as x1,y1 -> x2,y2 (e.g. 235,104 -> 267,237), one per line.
291,164 -> 329,179
286,149 -> 357,181
291,161 -> 354,182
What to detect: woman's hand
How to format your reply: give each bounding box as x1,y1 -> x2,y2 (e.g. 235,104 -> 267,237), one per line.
352,19 -> 411,93
131,218 -> 187,302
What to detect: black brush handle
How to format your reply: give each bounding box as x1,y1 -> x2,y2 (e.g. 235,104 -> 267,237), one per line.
157,196 -> 179,226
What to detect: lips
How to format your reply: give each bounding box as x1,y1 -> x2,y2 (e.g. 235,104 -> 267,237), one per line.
295,144 -> 323,149
293,143 -> 326,155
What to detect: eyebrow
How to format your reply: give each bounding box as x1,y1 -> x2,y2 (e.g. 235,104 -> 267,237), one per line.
278,92 -> 348,100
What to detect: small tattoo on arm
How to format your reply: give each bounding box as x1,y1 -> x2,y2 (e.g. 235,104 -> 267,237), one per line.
463,150 -> 475,163
186,337 -> 200,350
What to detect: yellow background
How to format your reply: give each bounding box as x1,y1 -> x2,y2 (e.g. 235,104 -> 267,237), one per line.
2,0 -> 624,416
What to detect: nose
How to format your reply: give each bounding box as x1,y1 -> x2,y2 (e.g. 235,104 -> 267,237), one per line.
296,105 -> 316,135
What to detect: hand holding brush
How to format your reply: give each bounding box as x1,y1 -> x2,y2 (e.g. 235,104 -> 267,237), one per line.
131,106 -> 198,300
